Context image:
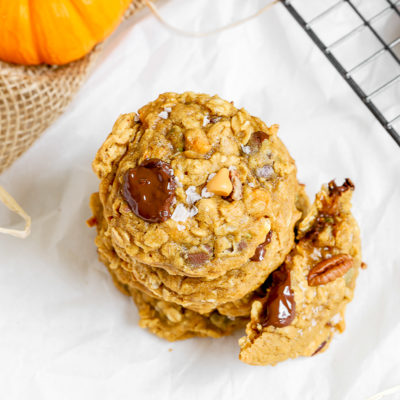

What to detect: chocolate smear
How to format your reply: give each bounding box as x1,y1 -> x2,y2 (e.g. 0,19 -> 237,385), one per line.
260,265 -> 296,328
250,230 -> 273,261
122,158 -> 176,223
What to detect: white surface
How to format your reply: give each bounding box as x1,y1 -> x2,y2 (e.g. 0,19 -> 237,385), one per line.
1,1 -> 400,399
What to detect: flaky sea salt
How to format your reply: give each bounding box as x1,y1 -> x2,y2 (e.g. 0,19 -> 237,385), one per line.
206,172 -> 216,182
248,182 -> 255,188
134,114 -> 140,122
186,186 -> 201,204
256,164 -> 274,178
201,186 -> 214,198
177,224 -> 186,231
164,107 -> 172,113
311,319 -> 317,327
174,176 -> 183,187
171,203 -> 198,222
241,145 -> 251,154
158,111 -> 168,119
202,115 -> 210,127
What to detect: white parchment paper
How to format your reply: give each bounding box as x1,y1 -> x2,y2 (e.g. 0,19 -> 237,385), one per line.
1,1 -> 400,399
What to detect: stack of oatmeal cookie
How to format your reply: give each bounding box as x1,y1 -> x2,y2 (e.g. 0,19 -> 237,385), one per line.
89,92 -> 362,365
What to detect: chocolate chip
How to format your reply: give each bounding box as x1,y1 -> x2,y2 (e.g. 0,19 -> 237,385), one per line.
260,265 -> 296,328
312,340 -> 328,356
122,158 -> 176,223
250,231 -> 273,262
187,252 -> 209,266
247,131 -> 269,152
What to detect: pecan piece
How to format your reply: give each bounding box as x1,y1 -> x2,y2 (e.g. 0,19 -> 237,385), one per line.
308,254 -> 353,286
227,169 -> 242,201
187,252 -> 209,266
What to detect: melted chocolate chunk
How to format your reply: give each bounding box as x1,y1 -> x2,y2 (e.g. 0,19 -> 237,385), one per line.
187,252 -> 209,266
122,158 -> 176,223
247,131 -> 269,152
320,179 -> 355,218
260,265 -> 296,328
250,231 -> 273,261
328,178 -> 354,197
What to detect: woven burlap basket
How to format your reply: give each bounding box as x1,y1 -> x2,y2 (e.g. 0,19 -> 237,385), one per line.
0,0 -> 146,174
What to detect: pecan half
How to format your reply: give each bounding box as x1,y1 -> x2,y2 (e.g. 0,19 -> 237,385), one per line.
308,254 -> 353,286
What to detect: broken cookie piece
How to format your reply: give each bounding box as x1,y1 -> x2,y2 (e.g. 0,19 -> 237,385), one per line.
239,180 -> 362,366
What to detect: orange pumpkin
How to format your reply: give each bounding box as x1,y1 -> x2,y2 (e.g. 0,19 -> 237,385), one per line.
0,0 -> 131,65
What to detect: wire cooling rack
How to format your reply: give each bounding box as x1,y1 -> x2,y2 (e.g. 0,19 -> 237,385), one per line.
281,0 -> 400,147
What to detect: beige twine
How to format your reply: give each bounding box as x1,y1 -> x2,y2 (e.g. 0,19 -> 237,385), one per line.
0,185 -> 31,238
0,0 -> 147,238
145,0 -> 279,38
366,384 -> 400,400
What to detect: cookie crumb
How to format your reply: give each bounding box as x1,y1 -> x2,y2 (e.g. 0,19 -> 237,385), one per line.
361,262 -> 367,269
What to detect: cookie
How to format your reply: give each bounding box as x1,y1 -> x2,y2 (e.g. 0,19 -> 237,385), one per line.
109,267 -> 247,341
90,183 -> 305,314
92,92 -> 301,279
239,180 -> 362,365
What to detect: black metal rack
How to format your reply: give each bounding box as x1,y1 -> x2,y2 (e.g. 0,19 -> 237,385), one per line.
281,0 -> 400,147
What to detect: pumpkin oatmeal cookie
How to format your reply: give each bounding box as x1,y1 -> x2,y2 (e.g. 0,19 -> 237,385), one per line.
91,92 -> 301,279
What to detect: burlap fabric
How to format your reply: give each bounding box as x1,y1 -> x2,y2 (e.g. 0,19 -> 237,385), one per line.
0,0 -> 146,174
